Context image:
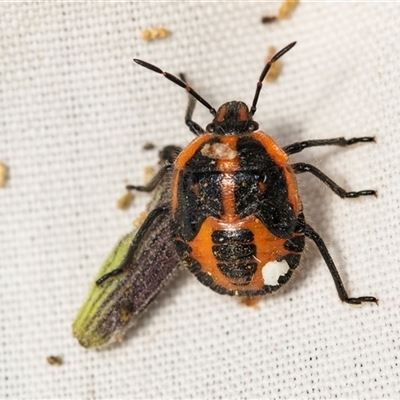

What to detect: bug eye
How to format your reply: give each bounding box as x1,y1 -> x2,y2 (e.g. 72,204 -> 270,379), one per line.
249,121 -> 259,131
206,123 -> 215,133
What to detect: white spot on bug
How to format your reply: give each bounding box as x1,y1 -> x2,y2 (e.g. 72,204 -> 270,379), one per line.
201,143 -> 237,160
262,260 -> 290,286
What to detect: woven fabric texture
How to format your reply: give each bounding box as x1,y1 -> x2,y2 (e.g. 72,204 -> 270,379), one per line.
1,3 -> 400,399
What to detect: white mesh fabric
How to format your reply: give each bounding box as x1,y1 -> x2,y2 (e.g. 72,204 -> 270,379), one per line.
1,3 -> 399,398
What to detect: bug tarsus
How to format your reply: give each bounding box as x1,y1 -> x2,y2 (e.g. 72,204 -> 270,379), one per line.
292,163 -> 377,198
283,136 -> 375,155
301,223 -> 378,305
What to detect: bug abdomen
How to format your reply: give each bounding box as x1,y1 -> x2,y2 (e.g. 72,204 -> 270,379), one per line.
212,229 -> 257,282
177,214 -> 304,296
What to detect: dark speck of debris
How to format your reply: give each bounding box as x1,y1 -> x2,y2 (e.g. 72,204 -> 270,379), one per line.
47,355 -> 63,366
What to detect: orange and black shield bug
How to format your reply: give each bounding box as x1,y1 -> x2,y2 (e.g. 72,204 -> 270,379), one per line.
97,42 -> 377,306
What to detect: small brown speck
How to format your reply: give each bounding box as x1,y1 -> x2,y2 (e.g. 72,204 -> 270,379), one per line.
47,356 -> 63,366
261,16 -> 277,24
261,0 -> 299,24
143,142 -> 156,151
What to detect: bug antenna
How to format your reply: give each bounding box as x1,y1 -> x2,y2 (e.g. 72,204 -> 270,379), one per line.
134,59 -> 217,116
250,41 -> 296,116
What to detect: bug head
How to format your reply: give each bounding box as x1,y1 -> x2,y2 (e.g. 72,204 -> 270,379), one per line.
206,101 -> 259,135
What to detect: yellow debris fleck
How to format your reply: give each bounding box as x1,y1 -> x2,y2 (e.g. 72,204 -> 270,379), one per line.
117,191 -> 134,210
141,27 -> 169,42
0,162 -> 8,187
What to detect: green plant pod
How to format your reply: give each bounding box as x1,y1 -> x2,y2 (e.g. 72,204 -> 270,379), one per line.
73,146 -> 181,348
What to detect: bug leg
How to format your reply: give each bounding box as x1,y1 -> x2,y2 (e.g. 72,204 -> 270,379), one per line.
292,163 -> 376,198
179,73 -> 205,135
96,205 -> 170,285
301,223 -> 378,305
127,165 -> 173,192
159,145 -> 182,165
283,136 -> 375,155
